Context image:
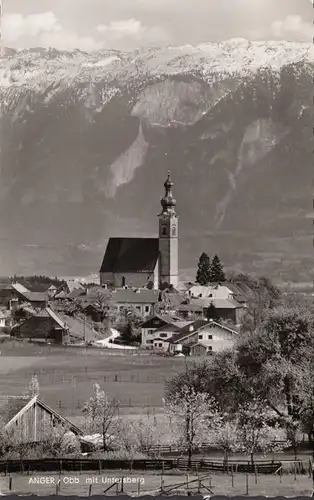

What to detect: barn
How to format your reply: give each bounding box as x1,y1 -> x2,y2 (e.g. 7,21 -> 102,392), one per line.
0,395 -> 83,444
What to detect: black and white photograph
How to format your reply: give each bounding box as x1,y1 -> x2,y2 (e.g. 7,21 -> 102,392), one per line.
0,0 -> 313,496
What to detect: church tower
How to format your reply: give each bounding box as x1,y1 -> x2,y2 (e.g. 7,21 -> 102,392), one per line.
158,171 -> 179,288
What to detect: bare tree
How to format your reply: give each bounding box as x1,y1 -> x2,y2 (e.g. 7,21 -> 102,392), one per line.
163,386 -> 220,469
0,417 -> 13,459
114,413 -> 163,460
83,383 -> 119,452
26,374 -> 40,398
209,417 -> 239,468
231,398 -> 290,465
40,420 -> 79,458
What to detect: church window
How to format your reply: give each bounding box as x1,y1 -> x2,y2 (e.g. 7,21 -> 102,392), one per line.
162,226 -> 167,235
172,225 -> 176,236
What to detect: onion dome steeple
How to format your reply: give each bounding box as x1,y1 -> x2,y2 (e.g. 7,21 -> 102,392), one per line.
160,171 -> 177,215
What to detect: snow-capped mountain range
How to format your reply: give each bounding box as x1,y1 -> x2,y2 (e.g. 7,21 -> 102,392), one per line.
0,39 -> 313,281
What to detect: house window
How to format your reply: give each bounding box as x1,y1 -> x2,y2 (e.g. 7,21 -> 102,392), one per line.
135,306 -> 141,311
160,333 -> 168,338
148,329 -> 154,335
145,306 -> 150,313
208,334 -> 212,340
146,339 -> 153,344
198,334 -> 203,340
207,346 -> 213,351
159,343 -> 163,347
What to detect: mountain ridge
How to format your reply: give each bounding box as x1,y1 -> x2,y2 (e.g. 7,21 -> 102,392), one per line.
0,40 -> 313,282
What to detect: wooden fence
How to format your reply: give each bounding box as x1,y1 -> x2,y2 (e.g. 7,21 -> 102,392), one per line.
0,457 -> 283,475
141,441 -> 312,456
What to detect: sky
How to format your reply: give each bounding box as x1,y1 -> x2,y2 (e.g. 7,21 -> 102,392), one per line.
1,0 -> 313,52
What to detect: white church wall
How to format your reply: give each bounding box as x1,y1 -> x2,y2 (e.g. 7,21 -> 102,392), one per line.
100,270 -> 158,289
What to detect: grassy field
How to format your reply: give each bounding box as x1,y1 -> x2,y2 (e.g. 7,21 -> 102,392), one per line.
0,470 -> 313,496
0,340 -> 185,416
0,339 -> 313,461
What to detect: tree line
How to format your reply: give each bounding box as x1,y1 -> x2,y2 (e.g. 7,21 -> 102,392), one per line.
164,298 -> 314,466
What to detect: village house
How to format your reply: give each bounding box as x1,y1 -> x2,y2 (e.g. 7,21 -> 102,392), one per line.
111,288 -> 160,317
0,283 -> 34,309
140,313 -> 191,348
0,395 -> 83,446
0,283 -> 49,310
56,280 -> 85,295
146,319 -> 239,355
167,319 -> 239,356
46,284 -> 57,299
17,292 -> 48,309
0,283 -> 16,308
187,284 -> 236,300
179,297 -> 245,326
183,283 -> 247,325
11,307 -> 69,344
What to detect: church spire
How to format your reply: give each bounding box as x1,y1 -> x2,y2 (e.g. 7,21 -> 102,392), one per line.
160,171 -> 177,215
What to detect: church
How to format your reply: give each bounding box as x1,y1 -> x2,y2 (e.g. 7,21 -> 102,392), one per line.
99,172 -> 179,290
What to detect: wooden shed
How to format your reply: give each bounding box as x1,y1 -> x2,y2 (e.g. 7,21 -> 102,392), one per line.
0,395 -> 83,444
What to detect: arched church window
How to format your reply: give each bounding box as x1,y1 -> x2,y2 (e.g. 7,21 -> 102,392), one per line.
162,226 -> 167,235
172,225 -> 176,236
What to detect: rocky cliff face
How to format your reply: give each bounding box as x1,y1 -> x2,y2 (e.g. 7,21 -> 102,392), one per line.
0,40 -> 313,281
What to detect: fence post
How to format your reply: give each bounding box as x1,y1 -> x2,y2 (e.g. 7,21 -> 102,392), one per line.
254,465 -> 258,485
9,477 -> 12,491
160,473 -> 164,492
121,477 -> 124,493
88,485 -> 92,497
245,472 -> 249,495
231,465 -> 234,488
294,463 -> 297,481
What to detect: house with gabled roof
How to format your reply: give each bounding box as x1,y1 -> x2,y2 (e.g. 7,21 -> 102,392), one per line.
140,313 -> 188,348
11,307 -> 69,344
167,319 -> 239,356
0,395 -> 83,445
